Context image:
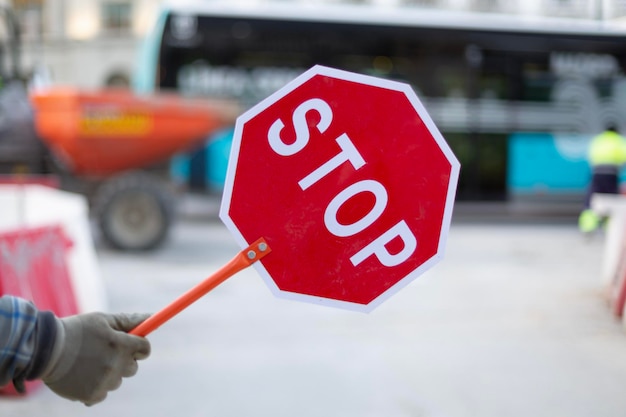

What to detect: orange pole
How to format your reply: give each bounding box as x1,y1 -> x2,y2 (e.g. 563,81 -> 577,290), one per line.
130,238 -> 271,337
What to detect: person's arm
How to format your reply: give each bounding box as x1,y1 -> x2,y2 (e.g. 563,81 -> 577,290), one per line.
0,295 -> 151,406
0,295 -> 58,391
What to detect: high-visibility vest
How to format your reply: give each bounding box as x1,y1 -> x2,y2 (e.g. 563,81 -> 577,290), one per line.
588,130 -> 626,168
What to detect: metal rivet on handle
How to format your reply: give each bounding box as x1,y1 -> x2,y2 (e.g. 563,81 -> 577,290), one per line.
247,250 -> 256,259
258,242 -> 268,252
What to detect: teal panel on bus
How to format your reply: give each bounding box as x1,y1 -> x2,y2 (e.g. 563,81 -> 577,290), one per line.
507,132 -> 591,196
169,128 -> 234,192
170,153 -> 190,186
205,127 -> 234,191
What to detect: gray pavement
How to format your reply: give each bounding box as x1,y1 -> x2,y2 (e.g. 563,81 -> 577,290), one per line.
2,209 -> 626,417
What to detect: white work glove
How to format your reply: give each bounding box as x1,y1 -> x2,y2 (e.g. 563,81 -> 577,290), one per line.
41,312 -> 151,406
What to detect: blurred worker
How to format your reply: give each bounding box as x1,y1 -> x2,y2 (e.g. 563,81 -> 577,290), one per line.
579,124 -> 626,234
0,295 -> 150,406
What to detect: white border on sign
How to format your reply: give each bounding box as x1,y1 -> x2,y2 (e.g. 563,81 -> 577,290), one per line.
219,65 -> 460,313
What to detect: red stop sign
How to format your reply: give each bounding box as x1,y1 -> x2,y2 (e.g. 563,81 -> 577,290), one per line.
220,66 -> 459,312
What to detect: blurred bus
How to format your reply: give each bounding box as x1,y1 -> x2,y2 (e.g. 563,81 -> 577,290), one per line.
134,1 -> 626,203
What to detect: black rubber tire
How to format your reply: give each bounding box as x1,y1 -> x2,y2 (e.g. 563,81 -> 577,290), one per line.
93,172 -> 175,251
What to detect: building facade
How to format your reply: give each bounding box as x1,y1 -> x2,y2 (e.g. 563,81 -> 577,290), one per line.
11,0 -> 161,88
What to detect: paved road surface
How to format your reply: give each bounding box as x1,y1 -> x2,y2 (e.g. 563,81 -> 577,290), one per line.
2,214 -> 626,417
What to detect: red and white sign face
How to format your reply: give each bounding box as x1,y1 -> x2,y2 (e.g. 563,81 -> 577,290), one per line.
220,65 -> 459,312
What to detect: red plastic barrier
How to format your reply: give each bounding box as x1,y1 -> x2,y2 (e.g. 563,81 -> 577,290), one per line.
611,257 -> 626,317
0,225 -> 78,395
609,222 -> 626,318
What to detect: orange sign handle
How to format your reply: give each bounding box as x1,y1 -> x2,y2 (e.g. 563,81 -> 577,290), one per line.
130,238 -> 271,337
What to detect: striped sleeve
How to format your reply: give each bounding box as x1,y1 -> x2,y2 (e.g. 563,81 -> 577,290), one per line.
0,296 -> 58,392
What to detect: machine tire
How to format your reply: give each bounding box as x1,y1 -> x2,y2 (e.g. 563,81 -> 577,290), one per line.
94,172 -> 175,251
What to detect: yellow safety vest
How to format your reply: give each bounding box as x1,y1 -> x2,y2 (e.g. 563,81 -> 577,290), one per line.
588,131 -> 626,167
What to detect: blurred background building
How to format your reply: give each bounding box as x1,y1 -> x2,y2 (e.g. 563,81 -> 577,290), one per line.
5,0 -> 626,89
8,0 -> 161,88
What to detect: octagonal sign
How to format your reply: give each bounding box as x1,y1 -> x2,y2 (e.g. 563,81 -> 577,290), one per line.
220,65 -> 460,312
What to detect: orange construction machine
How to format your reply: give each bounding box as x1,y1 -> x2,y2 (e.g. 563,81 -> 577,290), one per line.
26,87 -> 237,250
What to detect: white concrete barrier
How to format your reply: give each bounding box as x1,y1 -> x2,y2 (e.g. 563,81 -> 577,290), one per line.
0,184 -> 107,313
590,193 -> 626,288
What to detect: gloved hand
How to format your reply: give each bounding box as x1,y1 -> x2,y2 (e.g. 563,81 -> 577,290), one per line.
41,312 -> 151,406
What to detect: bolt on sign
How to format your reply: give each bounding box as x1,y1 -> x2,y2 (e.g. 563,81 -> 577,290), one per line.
220,65 -> 460,312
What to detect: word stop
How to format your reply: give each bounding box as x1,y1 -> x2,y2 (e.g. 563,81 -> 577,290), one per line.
267,97 -> 418,268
